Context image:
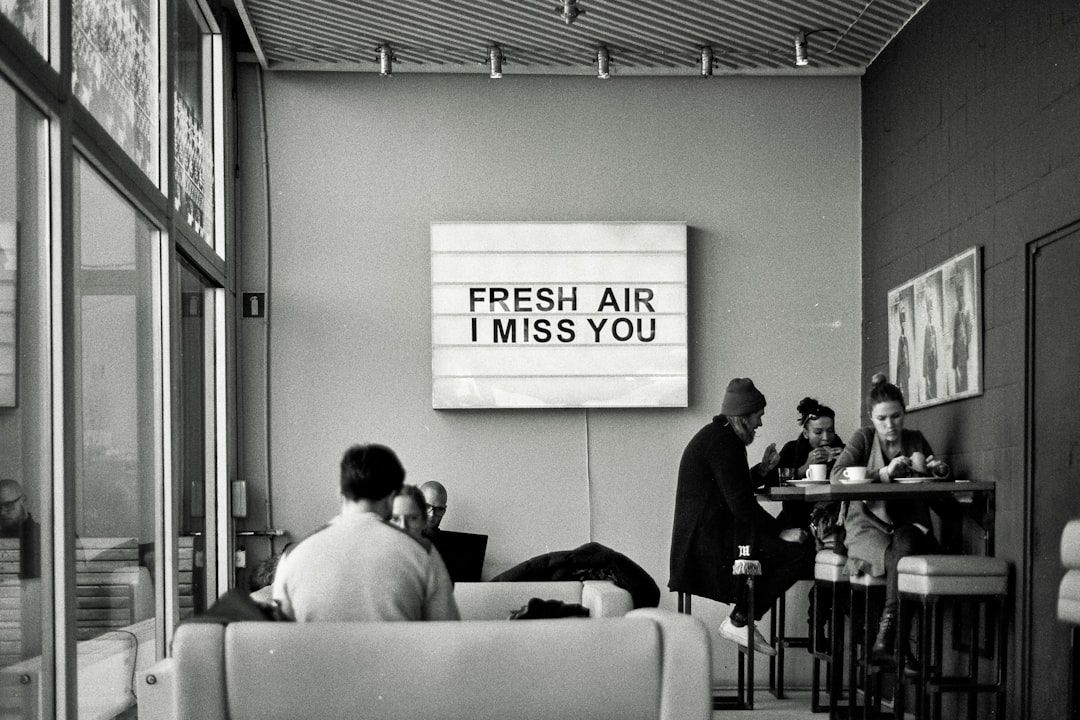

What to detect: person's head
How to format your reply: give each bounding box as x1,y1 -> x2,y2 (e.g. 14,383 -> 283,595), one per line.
248,554 -> 281,592
0,479 -> 28,533
339,445 -> 406,517
391,485 -> 428,542
866,373 -> 906,442
721,377 -> 767,446
796,397 -> 836,449
420,481 -> 447,531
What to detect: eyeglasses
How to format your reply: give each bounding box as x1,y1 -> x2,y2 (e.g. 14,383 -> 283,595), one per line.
0,495 -> 24,512
426,504 -> 447,515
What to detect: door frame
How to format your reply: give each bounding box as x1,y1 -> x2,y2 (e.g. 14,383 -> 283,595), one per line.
1023,216 -> 1080,718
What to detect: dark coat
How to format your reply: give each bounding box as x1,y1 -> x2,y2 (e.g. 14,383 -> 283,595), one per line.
668,416 -> 780,603
492,541 -> 660,609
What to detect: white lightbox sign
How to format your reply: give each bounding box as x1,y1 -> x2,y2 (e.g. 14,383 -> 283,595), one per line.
431,222 -> 688,409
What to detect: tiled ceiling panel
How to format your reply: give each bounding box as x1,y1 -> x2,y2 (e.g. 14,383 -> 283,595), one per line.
233,0 -> 930,75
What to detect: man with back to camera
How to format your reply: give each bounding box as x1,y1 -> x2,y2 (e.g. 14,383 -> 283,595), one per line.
272,444 -> 459,621
0,479 -> 41,579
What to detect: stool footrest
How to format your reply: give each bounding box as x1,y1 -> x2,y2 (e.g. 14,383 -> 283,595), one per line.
929,679 -> 1003,692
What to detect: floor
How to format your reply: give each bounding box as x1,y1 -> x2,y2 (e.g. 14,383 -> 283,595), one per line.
711,690 -> 817,718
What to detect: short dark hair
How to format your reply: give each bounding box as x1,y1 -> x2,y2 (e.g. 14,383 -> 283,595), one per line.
340,444 -> 406,501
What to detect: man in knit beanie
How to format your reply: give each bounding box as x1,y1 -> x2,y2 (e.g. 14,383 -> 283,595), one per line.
669,377 -> 815,655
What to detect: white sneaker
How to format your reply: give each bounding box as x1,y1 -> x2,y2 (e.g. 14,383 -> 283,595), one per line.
718,616 -> 777,656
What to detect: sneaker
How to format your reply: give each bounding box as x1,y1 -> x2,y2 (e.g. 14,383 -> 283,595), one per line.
718,616 -> 777,656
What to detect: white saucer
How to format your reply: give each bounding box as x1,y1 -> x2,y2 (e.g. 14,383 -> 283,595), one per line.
896,476 -> 932,484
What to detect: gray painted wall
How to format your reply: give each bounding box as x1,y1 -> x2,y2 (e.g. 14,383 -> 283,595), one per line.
236,67 -> 862,681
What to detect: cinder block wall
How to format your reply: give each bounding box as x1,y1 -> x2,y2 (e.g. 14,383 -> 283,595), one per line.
861,1 -> 1080,716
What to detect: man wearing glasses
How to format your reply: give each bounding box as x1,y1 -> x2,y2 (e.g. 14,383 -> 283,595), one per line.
420,480 -> 487,583
0,479 -> 40,579
420,481 -> 448,532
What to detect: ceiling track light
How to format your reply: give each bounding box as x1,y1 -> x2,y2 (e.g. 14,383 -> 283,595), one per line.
596,46 -> 611,79
558,0 -> 585,25
794,30 -> 809,67
488,45 -> 504,79
377,43 -> 394,76
699,46 -> 714,78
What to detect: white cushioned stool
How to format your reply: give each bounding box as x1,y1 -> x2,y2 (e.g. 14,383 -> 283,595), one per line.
1056,519 -> 1080,720
896,555 -> 1009,720
810,550 -> 848,718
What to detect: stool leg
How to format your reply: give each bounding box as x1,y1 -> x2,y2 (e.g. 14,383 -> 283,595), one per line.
811,583 -> 823,712
896,595 -> 908,720
967,598 -> 979,720
932,599 -> 944,720
777,591 -> 787,698
747,576 -> 755,710
830,586 -> 846,720
848,585 -> 860,720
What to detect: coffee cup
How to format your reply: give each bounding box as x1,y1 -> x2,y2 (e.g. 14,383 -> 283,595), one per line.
910,452 -> 927,474
806,464 -> 827,483
842,466 -> 868,483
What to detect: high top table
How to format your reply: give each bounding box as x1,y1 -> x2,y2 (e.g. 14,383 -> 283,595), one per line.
760,480 -> 997,554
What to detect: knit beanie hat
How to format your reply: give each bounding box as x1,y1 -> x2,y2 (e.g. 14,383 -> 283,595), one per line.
720,377 -> 766,416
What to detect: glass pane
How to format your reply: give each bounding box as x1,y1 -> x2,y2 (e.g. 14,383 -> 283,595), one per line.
0,0 -> 46,56
72,0 -> 160,179
0,76 -> 49,720
73,156 -> 158,719
174,4 -> 214,248
177,258 -> 213,618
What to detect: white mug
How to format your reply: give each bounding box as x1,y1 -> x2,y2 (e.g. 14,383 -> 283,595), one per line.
843,466 -> 868,483
806,464 -> 827,483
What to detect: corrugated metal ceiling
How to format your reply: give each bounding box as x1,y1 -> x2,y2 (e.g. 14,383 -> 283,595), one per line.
232,0 -> 930,75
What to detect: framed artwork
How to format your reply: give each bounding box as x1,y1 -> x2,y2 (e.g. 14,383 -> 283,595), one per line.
0,221 -> 15,407
888,246 -> 981,410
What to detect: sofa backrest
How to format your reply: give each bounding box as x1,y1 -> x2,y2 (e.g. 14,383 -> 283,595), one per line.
170,610 -> 710,720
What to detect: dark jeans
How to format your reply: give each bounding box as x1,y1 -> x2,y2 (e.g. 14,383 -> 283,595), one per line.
734,533 -> 816,622
883,523 -> 939,612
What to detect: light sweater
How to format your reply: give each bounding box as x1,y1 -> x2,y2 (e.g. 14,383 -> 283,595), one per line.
272,510 -> 459,622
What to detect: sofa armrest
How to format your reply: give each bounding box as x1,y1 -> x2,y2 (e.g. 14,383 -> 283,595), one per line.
581,580 -> 633,617
626,608 -> 712,720
137,658 -> 177,720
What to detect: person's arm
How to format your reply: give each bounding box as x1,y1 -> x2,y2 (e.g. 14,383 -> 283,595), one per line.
830,429 -> 870,480
270,553 -> 296,621
423,549 -> 461,621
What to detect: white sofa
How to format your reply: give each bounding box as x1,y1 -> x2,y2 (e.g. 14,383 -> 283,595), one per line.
137,608 -> 710,720
453,579 -> 634,619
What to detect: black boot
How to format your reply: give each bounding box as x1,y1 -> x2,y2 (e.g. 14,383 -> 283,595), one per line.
870,608 -> 896,666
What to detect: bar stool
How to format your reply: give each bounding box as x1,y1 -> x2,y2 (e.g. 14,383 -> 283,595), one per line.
677,568 -> 759,710
895,555 -> 1009,720
677,588 -> 756,710
847,571 -> 887,719
1057,519 -> 1080,720
810,550 -> 848,717
769,580 -> 812,699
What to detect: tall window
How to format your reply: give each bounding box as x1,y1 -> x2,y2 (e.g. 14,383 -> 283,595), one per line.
0,76 -> 48,720
72,155 -> 160,718
0,0 -> 46,56
174,2 -> 215,248
72,0 -> 160,179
